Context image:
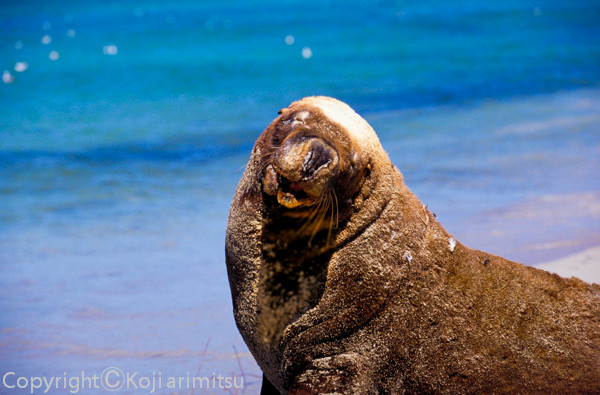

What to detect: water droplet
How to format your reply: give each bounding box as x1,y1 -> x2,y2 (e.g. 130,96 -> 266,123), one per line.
42,35 -> 52,45
67,29 -> 76,38
15,40 -> 23,50
43,21 -> 52,31
285,35 -> 295,45
3,70 -> 15,84
14,62 -> 28,72
301,46 -> 313,59
103,45 -> 118,55
49,51 -> 60,61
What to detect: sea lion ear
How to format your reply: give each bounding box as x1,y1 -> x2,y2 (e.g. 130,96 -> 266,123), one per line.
278,107 -> 290,115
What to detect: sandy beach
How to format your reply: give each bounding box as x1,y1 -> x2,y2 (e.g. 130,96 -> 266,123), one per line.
537,246 -> 600,284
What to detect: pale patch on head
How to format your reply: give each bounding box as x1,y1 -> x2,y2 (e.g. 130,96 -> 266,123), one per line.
295,96 -> 383,154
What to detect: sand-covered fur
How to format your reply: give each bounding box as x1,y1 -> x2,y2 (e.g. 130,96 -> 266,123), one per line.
225,97 -> 600,394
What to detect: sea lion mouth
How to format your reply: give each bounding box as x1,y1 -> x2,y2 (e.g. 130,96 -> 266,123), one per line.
276,176 -> 318,209
267,136 -> 339,210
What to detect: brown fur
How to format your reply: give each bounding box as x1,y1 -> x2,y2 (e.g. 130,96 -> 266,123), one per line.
225,97 -> 600,394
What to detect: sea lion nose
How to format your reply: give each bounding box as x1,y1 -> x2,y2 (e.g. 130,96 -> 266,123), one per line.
276,136 -> 339,183
302,138 -> 336,178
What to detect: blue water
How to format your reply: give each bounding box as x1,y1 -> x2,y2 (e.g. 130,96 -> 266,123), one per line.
1,0 -> 599,393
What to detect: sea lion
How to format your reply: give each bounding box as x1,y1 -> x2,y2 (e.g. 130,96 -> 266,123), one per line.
225,96 -> 600,394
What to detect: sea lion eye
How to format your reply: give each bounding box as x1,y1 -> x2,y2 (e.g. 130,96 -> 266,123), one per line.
290,111 -> 310,128
280,111 -> 311,130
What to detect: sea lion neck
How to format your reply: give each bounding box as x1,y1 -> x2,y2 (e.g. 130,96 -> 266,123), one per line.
328,160 -> 395,249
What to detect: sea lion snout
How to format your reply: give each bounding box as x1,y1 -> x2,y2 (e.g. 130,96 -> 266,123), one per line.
277,136 -> 339,183
270,135 -> 339,208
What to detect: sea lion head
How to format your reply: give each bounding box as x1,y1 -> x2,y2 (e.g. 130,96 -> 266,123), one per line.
257,96 -> 388,236
266,123 -> 340,209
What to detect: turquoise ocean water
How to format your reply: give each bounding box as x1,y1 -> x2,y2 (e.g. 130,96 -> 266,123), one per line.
1,0 -> 599,392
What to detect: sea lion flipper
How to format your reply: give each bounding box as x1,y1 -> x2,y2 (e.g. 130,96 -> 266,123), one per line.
287,353 -> 375,394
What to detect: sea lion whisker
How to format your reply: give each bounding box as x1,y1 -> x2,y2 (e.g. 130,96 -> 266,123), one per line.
308,198 -> 328,244
332,190 -> 339,228
324,191 -> 339,245
326,193 -> 336,246
306,198 -> 324,221
311,198 -> 326,221
300,196 -> 325,239
297,197 -> 325,235
311,196 -> 328,221
259,147 -> 277,162
258,151 -> 277,171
